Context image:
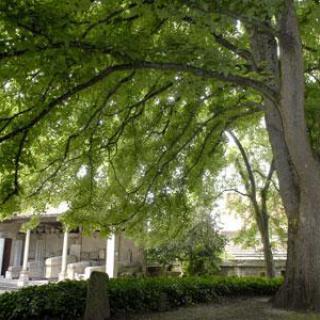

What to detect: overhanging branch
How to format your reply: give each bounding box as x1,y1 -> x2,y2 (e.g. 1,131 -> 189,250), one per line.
0,61 -> 276,145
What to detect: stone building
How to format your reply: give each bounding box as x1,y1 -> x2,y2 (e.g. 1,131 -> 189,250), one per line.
0,212 -> 144,288
220,231 -> 286,277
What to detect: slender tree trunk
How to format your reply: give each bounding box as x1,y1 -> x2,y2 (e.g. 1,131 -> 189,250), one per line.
252,198 -> 276,278
257,207 -> 276,278
260,173 -> 276,278
261,228 -> 275,278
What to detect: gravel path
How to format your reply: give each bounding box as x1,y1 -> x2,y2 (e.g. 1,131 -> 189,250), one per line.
116,297 -> 320,320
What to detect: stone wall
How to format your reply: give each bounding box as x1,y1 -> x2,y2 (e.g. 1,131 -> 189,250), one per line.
220,259 -> 286,277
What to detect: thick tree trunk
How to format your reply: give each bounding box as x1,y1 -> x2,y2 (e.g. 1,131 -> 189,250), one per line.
250,0 -> 320,310
274,1 -> 320,311
274,190 -> 320,311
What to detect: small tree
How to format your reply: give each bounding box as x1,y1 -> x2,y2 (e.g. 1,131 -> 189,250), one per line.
147,213 -> 226,276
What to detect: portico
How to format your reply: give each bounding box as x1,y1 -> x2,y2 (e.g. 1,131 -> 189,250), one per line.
0,214 -> 144,289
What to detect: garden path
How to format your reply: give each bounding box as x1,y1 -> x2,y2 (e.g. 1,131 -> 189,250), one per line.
119,297 -> 320,320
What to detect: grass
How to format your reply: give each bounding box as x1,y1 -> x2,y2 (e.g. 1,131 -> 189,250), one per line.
116,297 -> 320,320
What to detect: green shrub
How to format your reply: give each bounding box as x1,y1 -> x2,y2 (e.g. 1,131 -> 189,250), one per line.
0,276 -> 283,320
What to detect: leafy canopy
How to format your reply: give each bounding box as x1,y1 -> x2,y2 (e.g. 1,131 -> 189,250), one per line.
0,0 -> 319,236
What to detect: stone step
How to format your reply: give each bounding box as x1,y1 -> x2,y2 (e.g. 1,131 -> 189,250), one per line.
0,279 -> 48,292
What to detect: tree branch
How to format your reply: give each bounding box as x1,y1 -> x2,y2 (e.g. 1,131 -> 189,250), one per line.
1,131 -> 28,204
215,188 -> 251,199
0,61 -> 277,145
212,32 -> 258,71
227,130 -> 257,198
261,158 -> 275,195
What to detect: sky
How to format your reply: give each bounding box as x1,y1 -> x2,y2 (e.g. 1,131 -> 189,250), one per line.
220,211 -> 242,232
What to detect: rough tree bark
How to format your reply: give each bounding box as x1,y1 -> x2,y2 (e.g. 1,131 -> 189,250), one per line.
249,0 -> 320,311
274,0 -> 320,310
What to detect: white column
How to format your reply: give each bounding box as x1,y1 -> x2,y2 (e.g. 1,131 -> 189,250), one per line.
0,238 -> 4,278
106,233 -> 115,278
18,229 -> 31,286
58,230 -> 69,281
22,230 -> 31,271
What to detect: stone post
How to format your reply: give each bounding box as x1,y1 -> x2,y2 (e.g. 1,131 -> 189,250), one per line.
84,272 -> 110,320
58,229 -> 69,281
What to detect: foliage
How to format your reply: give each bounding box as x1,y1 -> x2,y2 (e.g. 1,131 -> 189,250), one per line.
0,0 -> 273,232
0,276 -> 283,320
146,212 -> 226,275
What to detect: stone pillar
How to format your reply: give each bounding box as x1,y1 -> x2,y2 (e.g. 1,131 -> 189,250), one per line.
18,229 -> 31,286
106,233 -> 115,278
58,230 -> 69,281
0,238 -> 4,277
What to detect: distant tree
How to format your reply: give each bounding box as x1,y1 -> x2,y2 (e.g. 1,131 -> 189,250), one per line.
146,212 -> 226,276
221,127 -> 287,278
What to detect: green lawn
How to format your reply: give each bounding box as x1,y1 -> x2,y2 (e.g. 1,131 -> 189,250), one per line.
118,297 -> 320,320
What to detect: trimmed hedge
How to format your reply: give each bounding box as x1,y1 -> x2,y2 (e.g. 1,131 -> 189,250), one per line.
0,276 -> 283,320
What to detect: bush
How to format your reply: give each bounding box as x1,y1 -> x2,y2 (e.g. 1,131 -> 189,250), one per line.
0,276 -> 283,320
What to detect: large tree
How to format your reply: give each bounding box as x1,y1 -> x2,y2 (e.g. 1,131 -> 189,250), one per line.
0,0 -> 319,311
